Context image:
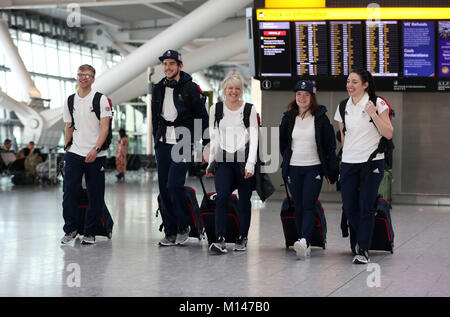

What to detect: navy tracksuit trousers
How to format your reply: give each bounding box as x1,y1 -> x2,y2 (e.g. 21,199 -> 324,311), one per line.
287,165 -> 323,246
214,162 -> 255,239
155,141 -> 189,236
339,159 -> 385,251
62,152 -> 106,236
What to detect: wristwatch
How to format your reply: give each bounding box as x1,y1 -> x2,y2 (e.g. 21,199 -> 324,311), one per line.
94,147 -> 101,153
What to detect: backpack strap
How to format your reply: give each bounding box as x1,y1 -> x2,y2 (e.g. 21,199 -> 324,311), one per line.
338,98 -> 349,134
214,102 -> 224,128
215,102 -> 255,129
92,92 -> 113,151
68,93 -> 76,130
92,92 -> 103,120
243,103 -> 253,129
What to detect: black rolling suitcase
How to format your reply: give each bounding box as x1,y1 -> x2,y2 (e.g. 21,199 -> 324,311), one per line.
197,175 -> 241,245
280,181 -> 327,249
156,185 -> 204,240
341,195 -> 394,254
77,188 -> 113,238
371,195 -> 394,253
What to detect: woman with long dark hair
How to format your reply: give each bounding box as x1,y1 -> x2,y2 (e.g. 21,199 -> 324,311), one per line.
279,80 -> 337,260
334,69 -> 393,264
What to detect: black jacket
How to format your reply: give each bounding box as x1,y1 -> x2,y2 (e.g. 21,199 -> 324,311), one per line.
279,105 -> 337,183
151,71 -> 209,146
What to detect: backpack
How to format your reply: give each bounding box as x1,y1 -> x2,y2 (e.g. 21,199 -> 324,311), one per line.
213,102 -> 274,201
153,80 -> 204,116
338,96 -> 395,169
214,102 -> 263,161
153,80 -> 205,138
68,92 -> 113,151
214,102 -> 260,131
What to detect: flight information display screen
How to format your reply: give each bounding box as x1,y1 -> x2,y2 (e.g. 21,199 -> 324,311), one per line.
403,21 -> 435,77
294,21 -> 328,76
366,21 -> 399,77
251,9 -> 450,91
257,21 -> 292,77
330,21 -> 364,76
438,21 -> 450,77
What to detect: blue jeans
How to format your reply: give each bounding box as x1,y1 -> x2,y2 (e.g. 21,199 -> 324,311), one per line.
339,160 -> 385,251
214,162 -> 255,238
155,141 -> 189,236
62,152 -> 106,236
287,165 -> 323,245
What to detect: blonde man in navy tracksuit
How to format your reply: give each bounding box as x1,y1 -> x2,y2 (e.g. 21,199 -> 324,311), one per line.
335,69 -> 394,264
61,64 -> 112,245
279,80 -> 337,260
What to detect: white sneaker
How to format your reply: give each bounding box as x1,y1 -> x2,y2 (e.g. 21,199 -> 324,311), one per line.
293,238 -> 311,260
209,236 -> 227,254
234,236 -> 248,252
175,225 -> 190,245
352,250 -> 370,264
81,235 -> 95,245
158,235 -> 176,247
60,230 -> 78,245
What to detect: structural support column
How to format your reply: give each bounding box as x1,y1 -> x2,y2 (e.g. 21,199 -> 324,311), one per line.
109,29 -> 248,105
94,0 -> 252,95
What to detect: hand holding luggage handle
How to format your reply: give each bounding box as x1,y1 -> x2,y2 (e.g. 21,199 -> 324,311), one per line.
282,177 -> 292,206
196,163 -> 215,203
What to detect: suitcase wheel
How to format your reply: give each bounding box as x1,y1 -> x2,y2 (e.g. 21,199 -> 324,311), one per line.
107,232 -> 112,239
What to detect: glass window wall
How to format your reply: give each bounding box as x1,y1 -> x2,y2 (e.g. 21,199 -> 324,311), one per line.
0,27 -> 122,149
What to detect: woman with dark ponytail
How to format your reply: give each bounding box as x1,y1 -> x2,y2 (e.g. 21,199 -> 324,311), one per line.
334,69 -> 393,264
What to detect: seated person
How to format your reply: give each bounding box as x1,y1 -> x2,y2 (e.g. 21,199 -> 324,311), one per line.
27,141 -> 35,153
0,139 -> 16,170
0,139 -> 13,152
25,148 -> 43,176
9,148 -> 30,172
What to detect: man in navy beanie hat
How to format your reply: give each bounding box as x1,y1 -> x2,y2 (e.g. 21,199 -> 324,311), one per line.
152,49 -> 209,247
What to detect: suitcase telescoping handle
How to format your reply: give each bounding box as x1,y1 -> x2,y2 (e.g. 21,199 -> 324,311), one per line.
282,177 -> 292,207
197,173 -> 209,199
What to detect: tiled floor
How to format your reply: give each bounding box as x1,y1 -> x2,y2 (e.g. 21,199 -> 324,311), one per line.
1,170 -> 449,297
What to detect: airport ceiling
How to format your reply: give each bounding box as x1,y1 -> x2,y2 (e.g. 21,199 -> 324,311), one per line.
1,0 -> 249,66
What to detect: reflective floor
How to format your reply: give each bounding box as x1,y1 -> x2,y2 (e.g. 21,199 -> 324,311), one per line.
1,170 -> 449,297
